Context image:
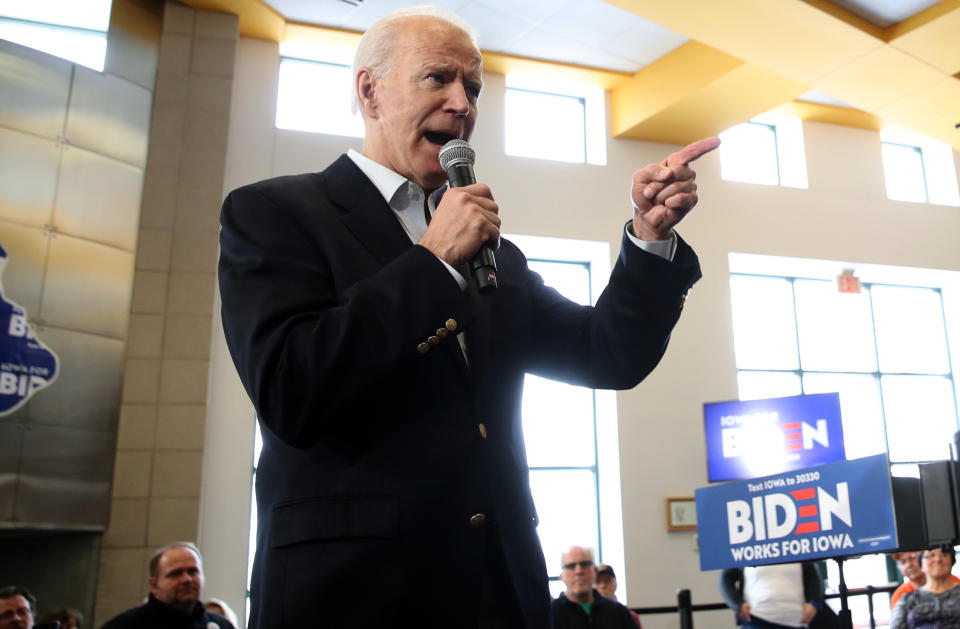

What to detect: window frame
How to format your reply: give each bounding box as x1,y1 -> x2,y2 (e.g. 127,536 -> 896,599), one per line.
503,74 -> 607,166
508,233 -> 624,597
719,114 -> 808,189
729,262 -> 960,472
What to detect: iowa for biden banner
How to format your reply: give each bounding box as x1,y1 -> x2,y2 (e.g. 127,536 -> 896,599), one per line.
695,454 -> 898,570
704,393 -> 845,482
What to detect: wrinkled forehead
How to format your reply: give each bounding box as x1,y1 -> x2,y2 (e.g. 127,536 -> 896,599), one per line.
0,595 -> 29,612
395,17 -> 482,70
562,548 -> 593,564
159,547 -> 202,573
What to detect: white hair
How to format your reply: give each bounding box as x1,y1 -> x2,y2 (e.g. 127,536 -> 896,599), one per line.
560,546 -> 595,568
351,5 -> 480,113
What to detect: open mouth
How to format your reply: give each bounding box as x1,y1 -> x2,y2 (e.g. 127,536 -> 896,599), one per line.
424,131 -> 458,147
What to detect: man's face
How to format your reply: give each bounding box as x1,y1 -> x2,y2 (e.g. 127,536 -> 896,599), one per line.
897,552 -> 923,583
595,574 -> 616,599
149,547 -> 204,612
361,16 -> 482,190
0,595 -> 33,629
560,547 -> 597,599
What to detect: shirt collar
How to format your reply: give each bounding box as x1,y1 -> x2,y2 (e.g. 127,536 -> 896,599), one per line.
347,148 -> 447,211
347,148 -> 408,205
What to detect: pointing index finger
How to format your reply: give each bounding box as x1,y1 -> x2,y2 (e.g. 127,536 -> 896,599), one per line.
666,136 -> 721,167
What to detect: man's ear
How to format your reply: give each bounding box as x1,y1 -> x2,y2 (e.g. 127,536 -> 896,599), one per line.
148,577 -> 158,597
356,69 -> 378,119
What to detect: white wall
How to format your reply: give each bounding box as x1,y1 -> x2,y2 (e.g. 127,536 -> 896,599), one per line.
201,36 -> 960,629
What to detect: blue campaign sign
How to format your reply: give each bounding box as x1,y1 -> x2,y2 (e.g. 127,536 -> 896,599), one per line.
704,392 -> 845,482
695,454 -> 898,571
0,241 -> 59,415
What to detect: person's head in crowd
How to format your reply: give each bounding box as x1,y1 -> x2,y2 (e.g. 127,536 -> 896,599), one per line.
595,564 -> 619,600
353,6 -> 483,192
0,586 -> 35,629
205,599 -> 238,627
148,542 -> 205,614
560,546 -> 598,603
894,551 -> 925,587
41,608 -> 82,629
920,545 -> 957,588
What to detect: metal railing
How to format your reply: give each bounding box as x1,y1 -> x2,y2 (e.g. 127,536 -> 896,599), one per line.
632,584 -> 899,629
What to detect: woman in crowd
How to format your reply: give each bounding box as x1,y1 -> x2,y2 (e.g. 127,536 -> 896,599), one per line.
890,546 -> 960,629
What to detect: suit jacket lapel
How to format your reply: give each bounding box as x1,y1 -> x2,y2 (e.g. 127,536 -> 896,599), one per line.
326,155 -> 413,267
327,154 -> 475,384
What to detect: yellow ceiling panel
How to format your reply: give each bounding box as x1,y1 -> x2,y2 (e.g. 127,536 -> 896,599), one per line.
615,62 -> 809,145
610,41 -> 743,137
876,77 -> 960,149
481,53 -> 629,91
181,0 -> 285,41
888,4 -> 960,75
770,101 -> 881,131
813,45 -> 945,111
604,0 -> 881,83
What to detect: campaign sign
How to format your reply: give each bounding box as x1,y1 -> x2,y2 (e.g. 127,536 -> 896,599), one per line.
0,242 -> 59,415
695,454 -> 897,571
704,393 -> 845,482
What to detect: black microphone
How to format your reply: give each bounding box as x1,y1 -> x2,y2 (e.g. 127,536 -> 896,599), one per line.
438,139 -> 497,294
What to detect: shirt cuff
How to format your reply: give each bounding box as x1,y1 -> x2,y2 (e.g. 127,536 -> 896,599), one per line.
624,220 -> 677,261
439,258 -> 467,291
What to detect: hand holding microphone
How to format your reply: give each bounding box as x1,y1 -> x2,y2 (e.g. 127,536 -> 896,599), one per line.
419,139 -> 499,293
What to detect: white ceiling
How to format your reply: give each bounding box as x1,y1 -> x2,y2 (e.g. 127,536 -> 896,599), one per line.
265,0 -> 688,73
264,0 -> 941,74
829,0 -> 942,28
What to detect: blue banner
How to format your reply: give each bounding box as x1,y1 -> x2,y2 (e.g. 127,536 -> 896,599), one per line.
0,241 -> 59,415
695,454 -> 898,570
704,393 -> 845,482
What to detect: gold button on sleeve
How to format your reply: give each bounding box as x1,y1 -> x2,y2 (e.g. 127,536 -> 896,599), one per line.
436,328 -> 449,339
445,318 -> 458,332
478,423 -> 487,439
428,335 -> 440,345
417,342 -> 430,354
469,513 -> 487,527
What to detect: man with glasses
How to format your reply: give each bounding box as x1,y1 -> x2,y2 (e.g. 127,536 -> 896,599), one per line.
0,587 -> 35,629
553,546 -> 637,628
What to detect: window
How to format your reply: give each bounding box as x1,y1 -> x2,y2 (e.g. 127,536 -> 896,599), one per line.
880,127 -> 960,206
719,113 -> 808,188
504,75 -> 606,166
508,234 -> 623,598
0,0 -> 110,71
275,57 -> 364,137
729,253 -> 960,628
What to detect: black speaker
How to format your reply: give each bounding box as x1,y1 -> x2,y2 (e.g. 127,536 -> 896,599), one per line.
919,460 -> 958,547
892,475 -> 927,551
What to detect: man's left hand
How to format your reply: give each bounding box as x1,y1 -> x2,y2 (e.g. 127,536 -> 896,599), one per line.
802,603 -> 818,624
630,136 -> 720,241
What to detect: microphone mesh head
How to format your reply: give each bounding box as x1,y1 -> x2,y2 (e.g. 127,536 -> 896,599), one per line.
438,139 -> 475,170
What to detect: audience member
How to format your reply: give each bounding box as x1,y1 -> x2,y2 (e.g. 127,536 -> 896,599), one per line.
595,565 -> 641,628
552,546 -> 637,629
0,587 -> 35,629
100,542 -> 235,629
890,550 -> 960,609
41,608 -> 82,629
890,546 -> 960,629
719,563 -> 824,629
204,599 -> 237,628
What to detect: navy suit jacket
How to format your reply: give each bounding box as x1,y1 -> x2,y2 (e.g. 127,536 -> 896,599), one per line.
218,155 -> 702,628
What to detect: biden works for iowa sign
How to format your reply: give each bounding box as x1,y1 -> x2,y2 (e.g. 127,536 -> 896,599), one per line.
695,454 -> 897,570
704,392 -> 845,482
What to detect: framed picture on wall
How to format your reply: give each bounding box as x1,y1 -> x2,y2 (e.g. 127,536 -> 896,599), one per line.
666,496 -> 697,531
